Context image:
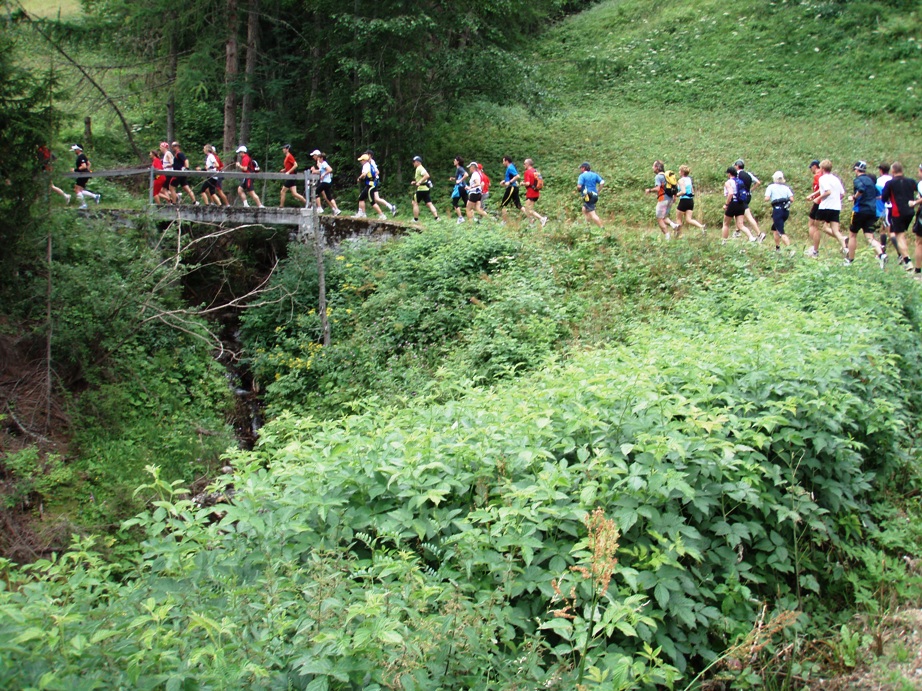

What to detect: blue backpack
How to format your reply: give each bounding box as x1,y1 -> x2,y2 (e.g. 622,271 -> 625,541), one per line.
735,178 -> 751,204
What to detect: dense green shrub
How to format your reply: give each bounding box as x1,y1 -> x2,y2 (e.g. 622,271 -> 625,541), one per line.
241,226 -> 571,417
2,261 -> 919,689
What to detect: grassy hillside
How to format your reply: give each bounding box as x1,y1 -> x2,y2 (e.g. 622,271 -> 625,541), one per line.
425,0 -> 922,227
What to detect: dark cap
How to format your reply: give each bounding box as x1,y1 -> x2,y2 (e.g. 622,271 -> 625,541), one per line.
282,143 -> 291,149
809,159 -> 820,168
412,155 -> 422,162
853,160 -> 867,172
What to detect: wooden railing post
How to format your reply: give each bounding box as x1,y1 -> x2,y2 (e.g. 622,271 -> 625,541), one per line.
148,166 -> 154,206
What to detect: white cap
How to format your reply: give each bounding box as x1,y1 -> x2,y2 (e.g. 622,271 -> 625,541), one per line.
309,149 -> 321,156
236,145 -> 248,154
71,144 -> 83,151
772,171 -> 785,183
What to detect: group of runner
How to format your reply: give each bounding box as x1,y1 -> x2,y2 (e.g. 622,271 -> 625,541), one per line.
646,157 -> 922,277
53,144 -> 922,276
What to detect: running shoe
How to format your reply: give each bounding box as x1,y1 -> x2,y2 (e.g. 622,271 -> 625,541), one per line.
378,214 -> 387,220
732,231 -> 742,239
805,248 -> 819,258
843,258 -> 853,266
756,232 -> 766,243
879,253 -> 887,270
353,211 -> 366,218
389,204 -> 397,217
456,217 -> 465,225
540,216 -> 548,228
78,204 -> 88,210
332,209 -> 341,216
841,245 -> 849,255
64,193 -> 71,204
94,193 -> 102,204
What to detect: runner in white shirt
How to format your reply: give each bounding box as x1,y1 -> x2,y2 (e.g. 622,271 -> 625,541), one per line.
807,159 -> 848,256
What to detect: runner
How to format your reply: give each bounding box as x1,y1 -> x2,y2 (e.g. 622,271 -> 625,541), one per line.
310,150 -> 341,216
764,171 -> 793,251
734,159 -> 764,241
804,158 -> 847,256
876,162 -> 894,254
149,149 -> 171,204
71,144 -> 101,209
522,158 -> 549,228
207,145 -> 230,206
234,145 -> 263,207
355,153 -> 386,219
807,160 -> 847,257
645,161 -> 678,238
912,164 -> 922,279
675,165 -> 706,236
410,156 -> 440,222
879,162 -> 917,272
37,145 -> 70,204
168,141 -> 198,205
449,156 -> 468,224
576,162 -> 605,230
160,142 -> 174,199
478,162 -> 492,210
845,161 -> 887,268
721,167 -> 755,242
365,150 -> 397,217
279,144 -> 307,207
198,144 -> 222,205
465,161 -> 490,223
499,156 -> 522,222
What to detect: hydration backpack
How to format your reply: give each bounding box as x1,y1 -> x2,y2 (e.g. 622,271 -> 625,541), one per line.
735,178 -> 751,204
663,170 -> 679,197
534,171 -> 545,191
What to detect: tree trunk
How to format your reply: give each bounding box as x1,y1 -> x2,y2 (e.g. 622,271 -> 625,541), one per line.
238,0 -> 259,146
223,0 -> 239,156
166,14 -> 177,143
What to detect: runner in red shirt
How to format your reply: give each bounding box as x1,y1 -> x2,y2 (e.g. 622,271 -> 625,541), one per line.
279,144 -> 307,207
522,158 -> 548,228
149,149 -> 171,203
235,145 -> 263,207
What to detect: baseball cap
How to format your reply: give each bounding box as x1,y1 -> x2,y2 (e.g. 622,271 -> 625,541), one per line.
468,161 -> 478,168
580,162 -> 591,170
809,159 -> 820,168
412,155 -> 422,162
282,143 -> 291,150
236,145 -> 248,154
70,144 -> 83,151
171,141 -> 179,147
358,154 -> 370,162
309,149 -> 321,156
772,171 -> 785,183
159,142 -> 169,150
853,161 -> 867,172
734,159 -> 745,168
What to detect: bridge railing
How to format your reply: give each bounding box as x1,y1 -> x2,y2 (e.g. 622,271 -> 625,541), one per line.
62,168 -> 321,206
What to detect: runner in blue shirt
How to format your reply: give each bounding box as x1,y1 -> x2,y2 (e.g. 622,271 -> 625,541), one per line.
449,156 -> 468,224
845,161 -> 887,268
576,162 -> 605,229
499,156 -> 522,221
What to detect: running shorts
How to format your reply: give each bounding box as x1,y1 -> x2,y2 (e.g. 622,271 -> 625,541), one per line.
200,178 -> 218,195
239,178 -> 254,192
815,208 -> 840,224
677,198 -> 694,212
468,192 -> 483,204
808,203 -> 820,220
358,185 -> 371,202
282,179 -> 297,189
725,202 -> 746,218
890,215 -> 913,234
153,176 -> 165,196
655,198 -> 674,219
414,189 -> 432,205
317,181 -> 334,199
771,207 -> 789,234
500,185 -> 521,209
850,212 -> 877,235
451,187 -> 468,208
76,177 -> 89,188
